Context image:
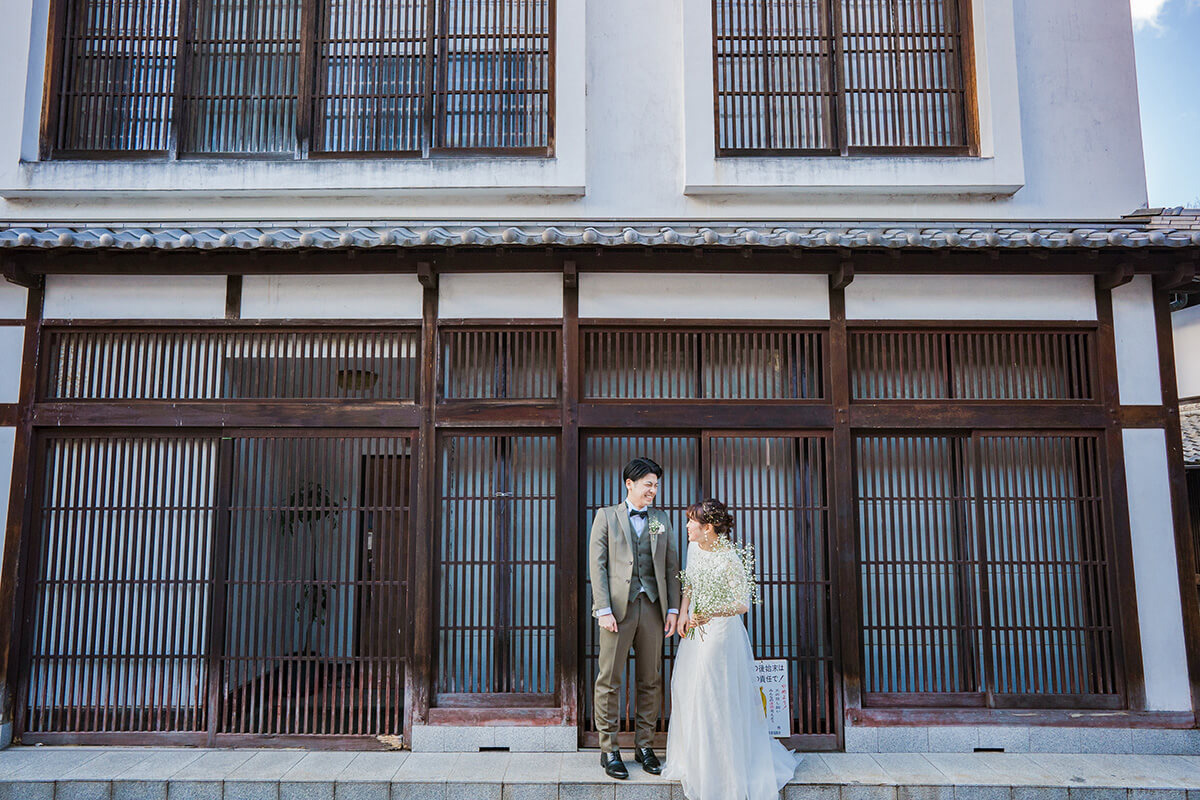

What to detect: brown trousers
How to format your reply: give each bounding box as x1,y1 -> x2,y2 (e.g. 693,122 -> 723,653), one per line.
593,593 -> 664,753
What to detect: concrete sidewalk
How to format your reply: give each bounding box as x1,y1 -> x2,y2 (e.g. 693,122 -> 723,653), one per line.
6,748 -> 1200,800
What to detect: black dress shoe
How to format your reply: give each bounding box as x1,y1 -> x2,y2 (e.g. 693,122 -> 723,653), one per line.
601,750 -> 629,780
634,746 -> 663,775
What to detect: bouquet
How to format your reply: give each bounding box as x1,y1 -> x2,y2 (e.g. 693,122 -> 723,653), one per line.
678,536 -> 760,639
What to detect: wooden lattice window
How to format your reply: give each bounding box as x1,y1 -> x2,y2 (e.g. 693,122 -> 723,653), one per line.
439,327 -> 560,400
43,0 -> 553,158
854,432 -> 1123,708
849,328 -> 1097,401
40,325 -> 420,401
582,326 -> 825,400
713,0 -> 972,155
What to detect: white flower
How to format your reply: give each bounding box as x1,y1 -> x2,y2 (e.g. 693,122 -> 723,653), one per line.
648,520 -> 665,536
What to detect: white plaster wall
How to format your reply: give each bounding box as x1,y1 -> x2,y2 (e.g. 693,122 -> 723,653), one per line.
0,282 -> 27,319
1123,428 -> 1193,711
579,273 -> 829,319
44,275 -> 227,319
241,275 -> 423,319
1112,275 -> 1162,406
0,327 -> 23,403
844,275 -> 1097,320
1172,304 -> 1200,401
438,273 -> 563,319
0,0 -> 1148,221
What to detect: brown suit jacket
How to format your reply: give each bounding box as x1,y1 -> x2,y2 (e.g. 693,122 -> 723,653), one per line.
588,503 -> 682,623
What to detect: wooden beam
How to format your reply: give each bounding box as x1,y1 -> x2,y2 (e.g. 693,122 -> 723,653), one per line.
1097,262 -> 1135,291
417,261 -> 437,290
1156,258 -> 1198,292
31,401 -> 423,428
832,259 -> 855,290
848,404 -> 1109,429
578,403 -> 836,429
558,261 -> 581,732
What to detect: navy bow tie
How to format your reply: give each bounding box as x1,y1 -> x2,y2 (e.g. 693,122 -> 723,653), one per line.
629,509 -> 648,519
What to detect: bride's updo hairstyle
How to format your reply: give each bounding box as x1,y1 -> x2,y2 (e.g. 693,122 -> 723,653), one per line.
686,498 -> 735,538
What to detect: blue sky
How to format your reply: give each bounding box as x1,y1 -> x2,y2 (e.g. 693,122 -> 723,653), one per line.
1131,0 -> 1200,207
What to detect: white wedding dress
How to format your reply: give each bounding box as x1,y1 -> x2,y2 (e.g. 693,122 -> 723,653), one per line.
663,542 -> 800,800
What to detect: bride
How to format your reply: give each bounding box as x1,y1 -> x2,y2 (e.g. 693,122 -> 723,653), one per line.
663,498 -> 799,800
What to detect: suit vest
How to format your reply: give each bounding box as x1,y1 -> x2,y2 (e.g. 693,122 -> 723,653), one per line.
627,521 -> 659,605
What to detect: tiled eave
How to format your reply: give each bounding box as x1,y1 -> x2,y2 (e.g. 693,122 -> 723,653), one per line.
1183,402 -> 1200,468
2,222 -> 1200,251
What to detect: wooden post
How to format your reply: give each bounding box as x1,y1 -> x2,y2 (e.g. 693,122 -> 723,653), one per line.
0,276 -> 44,737
558,261 -> 580,732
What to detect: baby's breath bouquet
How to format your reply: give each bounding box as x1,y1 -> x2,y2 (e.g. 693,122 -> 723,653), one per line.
679,536 -> 760,640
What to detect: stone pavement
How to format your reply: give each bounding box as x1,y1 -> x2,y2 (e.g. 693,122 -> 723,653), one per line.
6,748 -> 1200,799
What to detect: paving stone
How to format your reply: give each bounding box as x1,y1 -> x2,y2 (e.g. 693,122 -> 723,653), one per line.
976,728 -> 1031,754
112,781 -> 168,800
448,752 -> 510,782
504,755 -> 563,783
1134,733 -> 1200,757
929,729 -> 978,754
443,727 -> 497,753
791,755 -> 837,784
544,729 -> 577,753
280,781 -> 334,800
1067,790 -> 1129,800
442,783 -> 502,800
613,785 -> 669,800
896,787 -> 955,800
394,753 -> 459,782
845,728 -> 880,754
842,787 -> 898,800
390,784 -> 446,800
226,751 -> 306,781
340,753 -> 408,782
501,784 -> 558,800
878,729 -> 931,754
410,726 -> 446,753
62,751 -> 153,780
494,728 -> 545,753
8,748 -> 103,778
1078,730 -> 1134,755
1011,788 -> 1067,800
783,786 -> 840,800
952,788 -> 1011,800
0,782 -> 54,800
118,752 -> 203,781
165,781 -> 222,800
1131,791 -> 1187,800
56,781 -> 112,800
333,783 -> 390,800
558,786 -> 614,800
920,756 -> 1004,786
281,752 -> 358,782
870,755 -> 950,785
1030,729 -> 1083,754
171,752 -> 255,781
820,754 -> 890,783
222,781 -> 279,800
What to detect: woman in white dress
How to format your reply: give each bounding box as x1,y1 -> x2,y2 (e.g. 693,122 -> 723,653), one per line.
663,498 -> 800,800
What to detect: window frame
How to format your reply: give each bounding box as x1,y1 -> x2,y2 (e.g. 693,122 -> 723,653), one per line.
710,0 -> 980,158
38,0 -> 556,161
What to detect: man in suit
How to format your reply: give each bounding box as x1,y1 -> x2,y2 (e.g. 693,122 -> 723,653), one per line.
589,456 -> 681,780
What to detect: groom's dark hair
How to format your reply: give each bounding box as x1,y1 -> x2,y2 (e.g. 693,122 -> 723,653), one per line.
623,457 -> 663,483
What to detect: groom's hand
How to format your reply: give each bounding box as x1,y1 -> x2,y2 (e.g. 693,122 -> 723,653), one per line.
597,613 -> 618,633
664,612 -> 678,638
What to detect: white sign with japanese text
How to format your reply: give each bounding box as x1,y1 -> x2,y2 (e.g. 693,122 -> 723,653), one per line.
754,659 -> 791,738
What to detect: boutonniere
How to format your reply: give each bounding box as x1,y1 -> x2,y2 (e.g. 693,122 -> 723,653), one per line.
648,519 -> 665,537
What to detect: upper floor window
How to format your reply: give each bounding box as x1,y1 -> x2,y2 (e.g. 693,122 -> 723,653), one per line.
713,0 -> 972,156
42,0 -> 553,159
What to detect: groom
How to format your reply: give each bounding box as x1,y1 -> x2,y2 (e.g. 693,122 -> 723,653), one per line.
589,456 -> 681,780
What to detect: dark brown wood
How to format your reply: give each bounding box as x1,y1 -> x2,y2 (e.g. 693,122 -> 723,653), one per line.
434,692 -> 557,708
225,276 -> 243,320
0,279 -> 42,733
1094,284 -> 1147,709
409,271 -> 437,741
37,0 -> 70,160
559,264 -> 581,733
204,436 -> 234,745
0,404 -> 15,427
848,707 -> 1195,728
1152,287 -> 1200,723
580,403 -> 834,429
32,402 -> 423,429
848,404 -> 1108,428
426,707 -> 567,725
1118,405 -> 1172,428
1098,263 -> 1136,291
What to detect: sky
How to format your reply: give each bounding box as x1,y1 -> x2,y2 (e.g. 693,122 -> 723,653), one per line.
1130,0 -> 1200,208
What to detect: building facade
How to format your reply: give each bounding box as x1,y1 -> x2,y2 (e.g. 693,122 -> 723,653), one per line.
1,0 -> 1199,754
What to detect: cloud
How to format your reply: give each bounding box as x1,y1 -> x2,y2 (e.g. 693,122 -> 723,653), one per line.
1132,0 -> 1200,29
1131,0 -> 1171,28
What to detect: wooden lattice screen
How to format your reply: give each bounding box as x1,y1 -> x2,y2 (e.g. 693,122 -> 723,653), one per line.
21,431 -> 414,739
580,432 -> 838,746
40,326 -> 420,401
440,327 -> 560,400
46,0 -> 552,157
854,432 -> 1122,707
712,0 -> 970,155
582,327 -> 825,400
436,433 -> 558,699
849,329 -> 1097,401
